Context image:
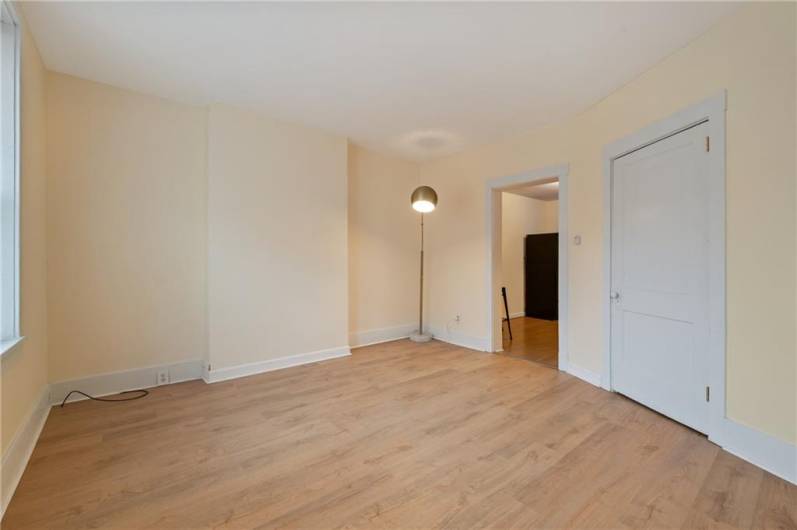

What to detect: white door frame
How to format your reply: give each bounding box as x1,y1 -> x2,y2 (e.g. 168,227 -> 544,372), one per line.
602,92 -> 726,442
485,164 -> 569,371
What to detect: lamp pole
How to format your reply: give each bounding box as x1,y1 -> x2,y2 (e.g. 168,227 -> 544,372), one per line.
419,213 -> 424,335
409,185 -> 437,343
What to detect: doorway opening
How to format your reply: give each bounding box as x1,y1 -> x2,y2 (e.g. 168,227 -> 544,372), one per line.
485,165 -> 569,372
499,183 -> 559,367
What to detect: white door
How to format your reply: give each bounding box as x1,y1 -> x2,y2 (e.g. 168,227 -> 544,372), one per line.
610,122 -> 710,434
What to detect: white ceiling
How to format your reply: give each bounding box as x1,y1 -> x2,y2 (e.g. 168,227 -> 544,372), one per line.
22,2 -> 738,161
509,180 -> 559,202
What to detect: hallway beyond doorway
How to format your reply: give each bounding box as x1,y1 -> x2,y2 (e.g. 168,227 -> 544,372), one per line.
501,316 -> 558,368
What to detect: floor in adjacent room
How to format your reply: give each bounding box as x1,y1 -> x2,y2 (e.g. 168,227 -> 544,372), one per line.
501,316 -> 558,368
4,340 -> 795,529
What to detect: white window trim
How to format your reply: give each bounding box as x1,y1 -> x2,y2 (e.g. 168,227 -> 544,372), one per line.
0,0 -> 22,357
0,335 -> 23,356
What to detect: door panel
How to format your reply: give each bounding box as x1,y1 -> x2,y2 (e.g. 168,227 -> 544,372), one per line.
610,122 -> 709,434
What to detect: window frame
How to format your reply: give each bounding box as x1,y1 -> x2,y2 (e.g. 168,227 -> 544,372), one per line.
0,0 -> 22,356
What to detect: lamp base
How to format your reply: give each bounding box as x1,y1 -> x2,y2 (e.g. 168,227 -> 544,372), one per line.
409,332 -> 433,343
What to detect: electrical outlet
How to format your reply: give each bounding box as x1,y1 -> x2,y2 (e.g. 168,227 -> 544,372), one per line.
455,314 -> 461,323
156,370 -> 170,386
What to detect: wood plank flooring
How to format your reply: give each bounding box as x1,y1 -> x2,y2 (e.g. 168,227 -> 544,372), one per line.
3,340 -> 795,529
501,317 -> 558,367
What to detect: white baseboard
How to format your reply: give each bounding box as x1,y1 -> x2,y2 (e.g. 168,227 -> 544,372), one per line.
428,326 -> 489,352
50,359 -> 204,405
2,350 -> 794,529
204,346 -> 351,384
560,361 -> 796,484
1,385 -> 51,519
350,324 -> 415,348
716,418 -> 796,485
509,312 -> 525,319
560,360 -> 602,388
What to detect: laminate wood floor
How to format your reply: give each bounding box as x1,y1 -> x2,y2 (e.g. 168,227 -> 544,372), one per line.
4,340 -> 795,529
501,317 -> 558,368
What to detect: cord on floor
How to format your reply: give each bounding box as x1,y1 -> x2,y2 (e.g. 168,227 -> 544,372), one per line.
59,389 -> 149,408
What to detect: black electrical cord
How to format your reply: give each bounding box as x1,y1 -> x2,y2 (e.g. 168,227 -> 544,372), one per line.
60,389 -> 149,408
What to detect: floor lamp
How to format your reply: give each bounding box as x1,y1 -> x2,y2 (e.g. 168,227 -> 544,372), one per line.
410,185 -> 438,343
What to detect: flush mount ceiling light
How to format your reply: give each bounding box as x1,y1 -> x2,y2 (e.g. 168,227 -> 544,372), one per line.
411,185 -> 438,213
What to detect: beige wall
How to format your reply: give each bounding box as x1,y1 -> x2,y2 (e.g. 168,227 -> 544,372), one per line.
348,144 -> 419,341
1,11 -> 48,454
46,73 -> 207,383
42,78 -> 352,381
501,193 -> 558,317
207,105 -> 348,371
421,3 -> 796,444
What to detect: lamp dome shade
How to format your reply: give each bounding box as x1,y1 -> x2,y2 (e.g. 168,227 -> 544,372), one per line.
411,186 -> 438,213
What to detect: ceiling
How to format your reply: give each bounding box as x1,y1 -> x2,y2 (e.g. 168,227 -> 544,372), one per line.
22,2 -> 738,161
509,180 -> 559,202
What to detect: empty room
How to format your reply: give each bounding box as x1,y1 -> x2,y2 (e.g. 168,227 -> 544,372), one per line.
1,2 -> 796,529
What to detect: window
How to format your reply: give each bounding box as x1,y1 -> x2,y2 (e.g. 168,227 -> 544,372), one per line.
0,0 -> 19,350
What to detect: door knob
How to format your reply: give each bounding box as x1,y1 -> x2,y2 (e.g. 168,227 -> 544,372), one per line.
610,291 -> 620,301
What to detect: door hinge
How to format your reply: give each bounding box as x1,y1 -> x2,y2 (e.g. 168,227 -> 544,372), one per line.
705,386 -> 710,402
705,136 -> 710,152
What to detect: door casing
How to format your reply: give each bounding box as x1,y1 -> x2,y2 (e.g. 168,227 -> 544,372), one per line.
485,165 -> 569,371
602,92 -> 726,443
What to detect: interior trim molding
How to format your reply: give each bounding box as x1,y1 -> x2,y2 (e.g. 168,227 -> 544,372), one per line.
508,312 -> 525,320
1,384 -> 51,519
349,324 -> 415,349
562,357 -> 795,485
50,359 -> 204,405
204,346 -> 351,384
428,327 -> 489,352
484,163 -> 570,372
602,92 -> 727,442
717,418 -> 797,485
560,360 -> 602,388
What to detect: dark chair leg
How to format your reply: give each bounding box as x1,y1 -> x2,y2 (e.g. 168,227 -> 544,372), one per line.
501,286 -> 512,340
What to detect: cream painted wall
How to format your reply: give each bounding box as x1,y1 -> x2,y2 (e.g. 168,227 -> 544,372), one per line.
46,73 -> 207,383
501,193 -> 558,316
1,10 -> 48,454
348,144 -> 419,340
43,78 -> 351,382
207,105 -> 348,371
421,3 -> 796,444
